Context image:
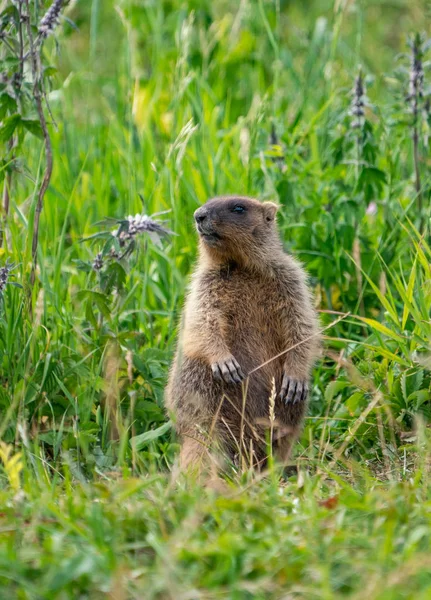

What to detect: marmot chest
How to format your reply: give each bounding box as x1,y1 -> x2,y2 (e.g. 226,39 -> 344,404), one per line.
216,273 -> 285,345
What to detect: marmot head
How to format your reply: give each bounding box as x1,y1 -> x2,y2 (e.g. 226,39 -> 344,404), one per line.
194,196 -> 279,264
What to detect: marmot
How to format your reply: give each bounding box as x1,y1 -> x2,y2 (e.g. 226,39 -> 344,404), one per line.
165,196 -> 320,472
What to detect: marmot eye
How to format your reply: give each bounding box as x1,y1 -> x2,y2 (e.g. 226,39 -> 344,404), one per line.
232,205 -> 245,214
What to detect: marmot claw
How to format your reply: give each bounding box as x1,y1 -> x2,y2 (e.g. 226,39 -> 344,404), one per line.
211,356 -> 245,385
279,375 -> 308,405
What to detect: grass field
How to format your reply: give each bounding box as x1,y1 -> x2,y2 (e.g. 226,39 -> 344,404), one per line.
1,0 -> 431,597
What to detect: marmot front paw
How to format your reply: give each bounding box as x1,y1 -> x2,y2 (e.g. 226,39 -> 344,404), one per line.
211,355 -> 245,384
279,375 -> 308,405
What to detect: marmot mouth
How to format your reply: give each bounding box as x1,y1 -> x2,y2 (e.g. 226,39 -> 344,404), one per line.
201,234 -> 221,246
197,227 -> 221,242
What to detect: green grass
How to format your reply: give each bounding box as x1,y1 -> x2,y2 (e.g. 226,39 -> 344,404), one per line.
1,0 -> 431,597
2,460 -> 431,599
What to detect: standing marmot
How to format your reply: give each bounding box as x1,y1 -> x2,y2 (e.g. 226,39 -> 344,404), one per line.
165,196 -> 320,472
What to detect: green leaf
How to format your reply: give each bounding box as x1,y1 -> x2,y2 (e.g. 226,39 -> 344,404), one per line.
413,242 -> 431,280
130,421 -> 172,450
48,553 -> 98,591
53,373 -> 76,405
22,119 -> 44,140
401,370 -> 424,405
100,261 -> 127,294
324,380 -> 350,404
355,317 -> 405,343
356,265 -> 399,325
43,66 -> 58,77
0,6 -> 19,27
0,93 -> 18,120
76,290 -> 111,319
402,257 -> 417,330
390,270 -> 423,331
0,113 -> 21,142
363,344 -> 410,368
345,392 -> 365,414
80,231 -> 113,243
357,167 -> 386,192
73,259 -> 93,273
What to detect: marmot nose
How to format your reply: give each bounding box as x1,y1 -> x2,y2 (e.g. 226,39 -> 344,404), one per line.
194,208 -> 207,224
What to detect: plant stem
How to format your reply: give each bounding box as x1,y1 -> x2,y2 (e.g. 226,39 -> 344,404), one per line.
413,121 -> 424,233
24,1 -> 53,288
0,139 -> 13,248
1,3 -> 25,249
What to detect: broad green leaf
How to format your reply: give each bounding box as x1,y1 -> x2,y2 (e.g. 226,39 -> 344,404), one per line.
0,93 -> 18,120
22,119 -> 44,140
345,392 -> 365,414
324,380 -> 350,404
0,113 -> 21,142
130,421 -> 172,450
76,290 -> 111,319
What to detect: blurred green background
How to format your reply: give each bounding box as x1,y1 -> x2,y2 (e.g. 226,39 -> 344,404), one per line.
1,1 -> 431,596
2,0 -> 431,471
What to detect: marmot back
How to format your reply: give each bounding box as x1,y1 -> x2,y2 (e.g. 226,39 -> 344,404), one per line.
165,196 -> 320,472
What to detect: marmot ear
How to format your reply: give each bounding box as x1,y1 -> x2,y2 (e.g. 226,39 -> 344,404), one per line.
263,202 -> 279,222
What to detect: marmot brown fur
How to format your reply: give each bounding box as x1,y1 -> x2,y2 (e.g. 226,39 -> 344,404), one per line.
165,196 -> 320,472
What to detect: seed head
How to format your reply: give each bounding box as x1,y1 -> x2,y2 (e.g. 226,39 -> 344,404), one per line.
269,123 -> 279,147
38,0 -> 63,39
268,378 -> 276,425
268,122 -> 286,171
349,68 -> 366,129
92,252 -> 103,271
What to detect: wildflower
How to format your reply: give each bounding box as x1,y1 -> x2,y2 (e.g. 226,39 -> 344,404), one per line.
112,214 -> 172,247
0,264 -> 11,294
405,34 -> 427,232
407,34 -> 424,119
109,248 -> 120,260
38,0 -> 63,39
11,71 -> 22,92
366,201 -> 378,216
0,261 -> 17,295
92,253 -> 103,271
423,98 -> 430,145
349,68 -> 366,129
268,123 -> 286,171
